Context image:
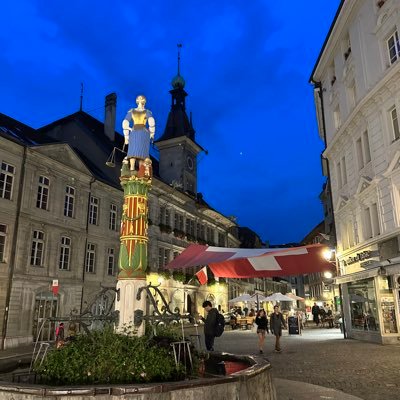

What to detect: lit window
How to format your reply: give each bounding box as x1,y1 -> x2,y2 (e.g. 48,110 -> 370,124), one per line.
0,162 -> 15,200
31,230 -> 44,266
85,242 -> 96,273
59,236 -> 71,270
89,196 -> 99,225
36,176 -> 50,210
64,186 -> 75,218
109,204 -> 117,230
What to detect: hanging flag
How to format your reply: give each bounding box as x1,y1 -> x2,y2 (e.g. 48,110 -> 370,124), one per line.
195,266 -> 208,285
167,244 -> 334,278
51,279 -> 59,296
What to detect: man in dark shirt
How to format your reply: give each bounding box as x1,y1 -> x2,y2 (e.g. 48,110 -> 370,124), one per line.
270,305 -> 286,352
202,300 -> 218,351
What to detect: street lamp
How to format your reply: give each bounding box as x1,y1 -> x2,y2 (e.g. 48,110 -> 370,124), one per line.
322,248 -> 347,338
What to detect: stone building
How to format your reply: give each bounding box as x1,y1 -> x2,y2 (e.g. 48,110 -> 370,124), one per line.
311,0 -> 400,343
0,71 -> 250,348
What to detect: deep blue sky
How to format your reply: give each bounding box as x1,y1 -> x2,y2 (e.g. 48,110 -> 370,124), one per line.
1,1 -> 340,244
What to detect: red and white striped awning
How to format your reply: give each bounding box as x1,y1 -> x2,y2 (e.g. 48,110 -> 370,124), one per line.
166,243 -> 333,278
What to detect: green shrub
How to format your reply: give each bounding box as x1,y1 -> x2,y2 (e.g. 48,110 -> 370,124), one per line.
35,326 -> 193,385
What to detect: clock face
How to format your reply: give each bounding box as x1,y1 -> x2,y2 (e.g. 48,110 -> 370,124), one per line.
186,155 -> 194,171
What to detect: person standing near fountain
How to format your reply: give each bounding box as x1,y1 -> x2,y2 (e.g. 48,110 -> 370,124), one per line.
202,301 -> 218,351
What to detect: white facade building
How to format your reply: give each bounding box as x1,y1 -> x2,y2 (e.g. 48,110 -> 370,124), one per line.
311,0 -> 400,343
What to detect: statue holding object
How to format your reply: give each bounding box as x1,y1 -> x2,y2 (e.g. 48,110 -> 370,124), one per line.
122,95 -> 155,172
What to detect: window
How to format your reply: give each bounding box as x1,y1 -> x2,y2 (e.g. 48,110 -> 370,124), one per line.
85,242 -> 96,273
59,236 -> 71,270
109,204 -> 117,231
356,138 -> 364,169
89,196 -> 99,225
333,106 -> 341,129
107,248 -> 115,275
174,213 -> 184,230
363,131 -> 371,164
218,232 -> 225,247
0,162 -> 15,200
31,230 -> 44,266
341,157 -> 347,185
160,206 -> 171,226
347,81 -> 356,109
387,31 -> 400,65
36,176 -> 50,210
363,203 -> 380,240
207,227 -> 214,243
336,162 -> 343,189
158,247 -> 170,269
64,186 -> 75,217
0,224 -> 6,262
390,106 -> 400,141
347,278 -> 379,331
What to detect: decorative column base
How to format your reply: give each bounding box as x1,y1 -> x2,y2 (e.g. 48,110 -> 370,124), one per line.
115,278 -> 147,336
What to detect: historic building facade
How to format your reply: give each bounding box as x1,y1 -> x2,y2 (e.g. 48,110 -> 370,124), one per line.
0,71 -> 252,348
311,0 -> 400,343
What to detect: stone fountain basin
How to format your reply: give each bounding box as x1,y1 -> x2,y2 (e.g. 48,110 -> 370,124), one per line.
0,352 -> 276,400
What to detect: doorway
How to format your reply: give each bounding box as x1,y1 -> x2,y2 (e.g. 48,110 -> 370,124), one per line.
32,292 -> 59,342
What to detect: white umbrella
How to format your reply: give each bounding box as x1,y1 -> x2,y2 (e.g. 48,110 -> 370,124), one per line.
228,293 -> 253,303
264,293 -> 294,302
285,293 -> 305,301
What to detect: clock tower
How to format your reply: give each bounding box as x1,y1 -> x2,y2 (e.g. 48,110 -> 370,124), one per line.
155,50 -> 204,195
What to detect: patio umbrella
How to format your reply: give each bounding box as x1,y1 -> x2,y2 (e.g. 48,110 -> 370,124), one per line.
285,293 -> 305,301
264,293 -> 294,302
228,293 -> 253,303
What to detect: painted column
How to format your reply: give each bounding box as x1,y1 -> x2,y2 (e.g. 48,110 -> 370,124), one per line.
115,95 -> 155,336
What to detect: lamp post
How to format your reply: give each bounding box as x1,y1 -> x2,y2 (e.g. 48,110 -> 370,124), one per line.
323,249 -> 347,339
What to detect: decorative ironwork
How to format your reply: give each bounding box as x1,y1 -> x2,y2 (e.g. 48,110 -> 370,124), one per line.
136,283 -> 191,327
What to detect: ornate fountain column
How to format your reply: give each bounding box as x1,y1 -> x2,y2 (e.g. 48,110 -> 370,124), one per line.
115,95 -> 155,336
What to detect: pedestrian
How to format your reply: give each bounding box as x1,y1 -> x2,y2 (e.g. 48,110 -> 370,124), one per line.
55,322 -> 64,348
201,300 -> 218,351
255,309 -> 269,354
312,302 -> 320,326
270,305 -> 286,353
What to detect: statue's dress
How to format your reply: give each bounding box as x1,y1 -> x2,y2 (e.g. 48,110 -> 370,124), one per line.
125,109 -> 152,159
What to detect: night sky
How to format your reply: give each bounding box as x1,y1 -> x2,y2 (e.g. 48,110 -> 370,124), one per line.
1,1 -> 340,244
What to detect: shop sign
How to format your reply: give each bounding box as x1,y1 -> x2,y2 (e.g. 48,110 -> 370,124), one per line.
343,250 -> 379,266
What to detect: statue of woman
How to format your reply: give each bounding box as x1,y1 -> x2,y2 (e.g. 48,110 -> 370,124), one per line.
122,95 -> 155,171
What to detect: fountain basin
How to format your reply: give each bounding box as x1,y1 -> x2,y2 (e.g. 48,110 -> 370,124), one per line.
0,352 -> 276,399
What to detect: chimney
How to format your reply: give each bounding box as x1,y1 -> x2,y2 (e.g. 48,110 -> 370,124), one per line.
104,93 -> 117,141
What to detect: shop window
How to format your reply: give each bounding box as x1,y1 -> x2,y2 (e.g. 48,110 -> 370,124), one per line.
347,278 -> 379,331
379,276 -> 397,333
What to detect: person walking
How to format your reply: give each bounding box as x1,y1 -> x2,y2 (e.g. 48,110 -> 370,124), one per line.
270,305 -> 286,353
201,300 -> 218,351
255,310 -> 269,354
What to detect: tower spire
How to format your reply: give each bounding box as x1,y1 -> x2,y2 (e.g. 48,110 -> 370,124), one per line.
177,43 -> 182,76
80,82 -> 84,111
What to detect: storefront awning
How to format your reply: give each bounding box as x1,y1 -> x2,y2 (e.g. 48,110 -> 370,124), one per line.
166,243 -> 333,278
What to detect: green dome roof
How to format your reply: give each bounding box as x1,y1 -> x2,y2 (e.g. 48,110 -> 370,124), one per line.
171,74 -> 185,89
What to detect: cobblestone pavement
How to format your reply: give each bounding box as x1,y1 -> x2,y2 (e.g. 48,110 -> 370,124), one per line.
213,326 -> 400,400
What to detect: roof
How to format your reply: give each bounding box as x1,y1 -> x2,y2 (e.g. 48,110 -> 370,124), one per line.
0,112 -> 53,146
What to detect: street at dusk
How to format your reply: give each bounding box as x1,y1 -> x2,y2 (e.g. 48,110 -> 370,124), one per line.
1,0 -> 400,399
